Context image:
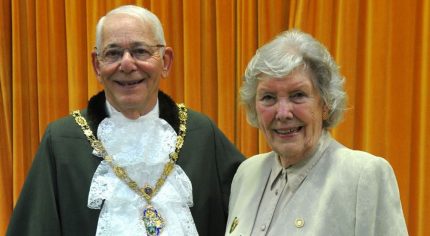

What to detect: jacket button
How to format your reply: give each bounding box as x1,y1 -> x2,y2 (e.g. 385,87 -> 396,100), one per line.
295,218 -> 305,228
260,224 -> 266,231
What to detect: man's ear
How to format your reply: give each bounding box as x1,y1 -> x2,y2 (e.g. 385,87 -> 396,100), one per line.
161,47 -> 174,78
91,51 -> 102,81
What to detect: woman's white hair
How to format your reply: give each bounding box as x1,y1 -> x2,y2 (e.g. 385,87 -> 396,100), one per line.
241,29 -> 347,129
95,5 -> 165,53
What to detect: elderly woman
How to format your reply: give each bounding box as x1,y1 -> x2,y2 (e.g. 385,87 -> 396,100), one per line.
226,30 -> 408,236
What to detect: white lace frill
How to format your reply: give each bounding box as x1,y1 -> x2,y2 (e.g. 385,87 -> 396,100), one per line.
88,112 -> 198,236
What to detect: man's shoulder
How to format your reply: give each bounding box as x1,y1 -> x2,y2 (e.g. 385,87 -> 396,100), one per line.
186,108 -> 210,121
45,109 -> 88,138
185,108 -> 215,130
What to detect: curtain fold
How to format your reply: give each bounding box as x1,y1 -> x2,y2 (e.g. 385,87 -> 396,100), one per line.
215,0 -> 236,141
183,0 -> 202,110
156,0 -> 184,101
65,0 -> 89,110
410,0 -> 430,234
236,0 -> 259,156
0,0 -> 12,234
11,0 -> 39,204
1,0 -> 429,235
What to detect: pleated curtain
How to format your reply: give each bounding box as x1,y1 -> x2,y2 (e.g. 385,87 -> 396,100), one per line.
0,0 -> 429,235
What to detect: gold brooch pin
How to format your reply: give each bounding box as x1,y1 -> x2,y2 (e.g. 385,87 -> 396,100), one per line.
229,217 -> 239,233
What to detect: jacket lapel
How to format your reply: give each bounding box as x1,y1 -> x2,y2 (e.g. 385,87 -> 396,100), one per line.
232,152 -> 274,235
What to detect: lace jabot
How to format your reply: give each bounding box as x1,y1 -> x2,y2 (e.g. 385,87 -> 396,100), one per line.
87,102 -> 198,236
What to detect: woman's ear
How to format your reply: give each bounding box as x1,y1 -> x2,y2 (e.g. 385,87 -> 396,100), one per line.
161,47 -> 174,78
322,105 -> 329,120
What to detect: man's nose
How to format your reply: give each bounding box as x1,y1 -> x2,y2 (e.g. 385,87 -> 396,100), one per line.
275,100 -> 293,121
118,51 -> 137,73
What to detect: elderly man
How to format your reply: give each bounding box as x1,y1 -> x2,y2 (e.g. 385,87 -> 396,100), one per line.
7,5 -> 243,236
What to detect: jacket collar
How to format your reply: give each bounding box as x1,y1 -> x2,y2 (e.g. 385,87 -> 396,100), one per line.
86,90 -> 180,133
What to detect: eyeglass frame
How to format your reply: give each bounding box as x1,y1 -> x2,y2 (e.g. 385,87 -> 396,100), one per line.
94,43 -> 165,64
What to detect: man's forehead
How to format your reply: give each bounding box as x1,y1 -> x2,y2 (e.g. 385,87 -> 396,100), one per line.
101,14 -> 157,45
103,13 -> 147,30
106,12 -> 142,21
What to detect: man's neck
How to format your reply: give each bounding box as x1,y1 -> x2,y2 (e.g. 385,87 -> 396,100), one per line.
105,100 -> 159,120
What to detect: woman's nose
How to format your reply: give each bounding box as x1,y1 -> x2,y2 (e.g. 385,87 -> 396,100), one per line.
275,100 -> 293,121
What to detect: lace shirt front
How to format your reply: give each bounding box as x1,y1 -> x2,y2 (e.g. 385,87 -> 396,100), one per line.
87,101 -> 198,236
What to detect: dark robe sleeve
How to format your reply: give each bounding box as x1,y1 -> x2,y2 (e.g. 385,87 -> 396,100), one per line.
211,122 -> 244,213
7,115 -> 101,236
6,125 -> 62,236
178,111 -> 244,236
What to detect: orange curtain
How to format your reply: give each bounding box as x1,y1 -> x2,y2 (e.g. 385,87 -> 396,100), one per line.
1,0 -> 429,235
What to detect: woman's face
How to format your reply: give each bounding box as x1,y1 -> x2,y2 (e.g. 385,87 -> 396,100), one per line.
255,68 -> 328,166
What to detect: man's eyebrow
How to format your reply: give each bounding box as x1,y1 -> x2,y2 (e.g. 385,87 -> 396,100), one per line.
103,43 -> 121,49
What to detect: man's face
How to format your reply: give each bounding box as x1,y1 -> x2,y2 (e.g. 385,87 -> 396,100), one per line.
92,13 -> 173,119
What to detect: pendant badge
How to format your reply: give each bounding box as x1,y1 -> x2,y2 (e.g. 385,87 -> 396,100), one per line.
143,205 -> 165,236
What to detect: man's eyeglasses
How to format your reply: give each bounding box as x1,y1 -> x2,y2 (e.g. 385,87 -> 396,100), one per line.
96,44 -> 165,64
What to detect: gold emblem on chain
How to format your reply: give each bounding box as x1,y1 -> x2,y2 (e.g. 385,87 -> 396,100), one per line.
72,104 -> 188,236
